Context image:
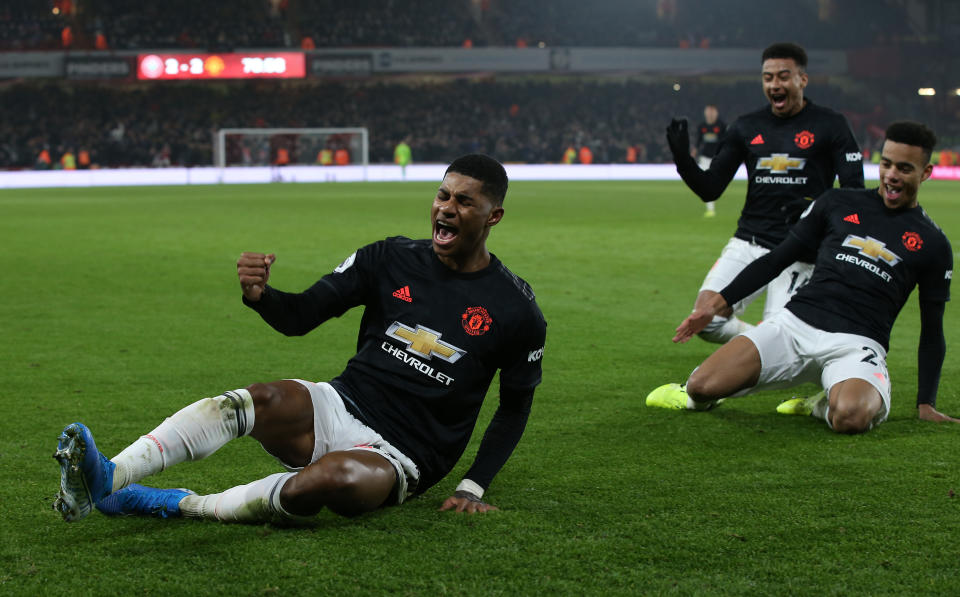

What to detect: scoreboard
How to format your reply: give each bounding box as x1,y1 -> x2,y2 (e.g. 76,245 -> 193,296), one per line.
137,52 -> 305,80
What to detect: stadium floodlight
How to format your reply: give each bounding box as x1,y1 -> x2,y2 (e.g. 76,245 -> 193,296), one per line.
214,127 -> 369,171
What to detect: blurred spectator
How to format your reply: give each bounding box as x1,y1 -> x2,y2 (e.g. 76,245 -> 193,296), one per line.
578,145 -> 593,165
36,147 -> 52,170
317,147 -> 333,166
60,148 -> 76,170
394,137 -> 411,178
78,147 -> 92,169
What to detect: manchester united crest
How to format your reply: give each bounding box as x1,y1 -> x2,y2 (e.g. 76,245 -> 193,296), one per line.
794,130 -> 815,149
461,306 -> 492,336
902,231 -> 923,252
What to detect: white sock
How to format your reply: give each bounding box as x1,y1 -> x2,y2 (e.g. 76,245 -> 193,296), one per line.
180,472 -> 311,524
705,201 -> 716,213
810,392 -> 829,421
685,396 -> 721,411
698,315 -> 754,344
110,389 -> 255,492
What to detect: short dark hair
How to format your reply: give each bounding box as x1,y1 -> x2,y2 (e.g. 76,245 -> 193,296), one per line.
445,154 -> 508,205
885,121 -> 937,163
762,43 -> 808,70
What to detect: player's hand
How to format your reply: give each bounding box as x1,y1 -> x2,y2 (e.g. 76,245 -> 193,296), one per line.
237,252 -> 276,302
439,491 -> 499,514
674,294 -> 728,343
917,403 -> 960,424
673,308 -> 715,343
665,118 -> 690,161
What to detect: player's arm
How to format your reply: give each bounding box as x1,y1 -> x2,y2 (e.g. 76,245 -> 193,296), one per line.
915,299 -> 959,423
666,119 -> 744,202
831,116 -> 865,188
674,234 -> 808,342
442,311 -> 545,514
237,249 -> 363,336
243,281 -> 349,336
439,386 -> 534,514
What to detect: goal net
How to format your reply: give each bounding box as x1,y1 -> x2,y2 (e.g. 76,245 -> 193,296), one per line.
214,127 -> 369,168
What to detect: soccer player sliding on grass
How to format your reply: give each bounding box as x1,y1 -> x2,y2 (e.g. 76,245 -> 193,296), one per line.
54,154 -> 546,523
648,122 -> 959,433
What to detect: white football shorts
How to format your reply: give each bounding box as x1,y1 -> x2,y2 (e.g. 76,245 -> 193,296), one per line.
739,309 -> 892,425
277,379 -> 421,504
699,236 -> 814,321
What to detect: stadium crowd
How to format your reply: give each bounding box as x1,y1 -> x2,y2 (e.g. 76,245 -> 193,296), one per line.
0,77 -> 895,169
2,1 -> 956,169
1,0 -> 922,51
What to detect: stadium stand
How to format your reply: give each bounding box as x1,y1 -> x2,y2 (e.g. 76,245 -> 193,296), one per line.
0,78 -> 887,169
0,0 -> 957,169
0,0 -> 921,51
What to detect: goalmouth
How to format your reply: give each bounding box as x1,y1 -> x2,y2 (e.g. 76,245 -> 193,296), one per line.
213,127 -> 369,169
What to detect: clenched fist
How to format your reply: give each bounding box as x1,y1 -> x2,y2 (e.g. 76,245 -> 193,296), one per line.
236,252 -> 276,302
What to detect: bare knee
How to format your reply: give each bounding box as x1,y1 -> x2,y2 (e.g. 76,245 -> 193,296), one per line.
246,381 -> 315,467
280,458 -> 357,517
685,336 -> 761,403
246,382 -> 284,414
829,403 -> 872,434
828,381 -> 881,434
280,455 -> 393,518
685,370 -> 724,403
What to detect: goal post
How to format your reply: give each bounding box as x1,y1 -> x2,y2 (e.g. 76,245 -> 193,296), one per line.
214,127 -> 369,168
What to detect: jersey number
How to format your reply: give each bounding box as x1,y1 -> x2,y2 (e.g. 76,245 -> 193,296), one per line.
860,346 -> 879,366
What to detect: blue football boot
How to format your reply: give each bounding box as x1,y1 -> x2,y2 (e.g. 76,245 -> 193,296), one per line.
53,422 -> 116,522
96,484 -> 194,519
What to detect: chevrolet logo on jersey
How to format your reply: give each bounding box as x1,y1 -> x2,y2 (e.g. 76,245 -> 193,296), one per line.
842,235 -> 902,266
385,322 -> 465,363
757,154 -> 806,173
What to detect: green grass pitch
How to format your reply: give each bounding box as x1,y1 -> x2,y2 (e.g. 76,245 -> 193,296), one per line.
2,179 -> 959,595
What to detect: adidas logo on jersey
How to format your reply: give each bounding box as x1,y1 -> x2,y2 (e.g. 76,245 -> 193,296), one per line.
392,286 -> 412,302
750,134 -> 765,145
843,213 -> 860,224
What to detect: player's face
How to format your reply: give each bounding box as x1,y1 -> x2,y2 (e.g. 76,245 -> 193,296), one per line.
431,172 -> 504,272
704,105 -> 718,124
877,140 -> 933,210
761,58 -> 808,118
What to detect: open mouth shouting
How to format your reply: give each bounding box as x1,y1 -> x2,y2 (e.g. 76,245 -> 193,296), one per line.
434,220 -> 459,248
883,182 -> 902,203
769,92 -> 788,112
880,180 -> 913,209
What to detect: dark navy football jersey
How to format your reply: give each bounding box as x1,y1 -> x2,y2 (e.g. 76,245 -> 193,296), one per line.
699,99 -> 864,247
696,119 -> 726,158
248,237 -> 546,493
786,188 -> 952,349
